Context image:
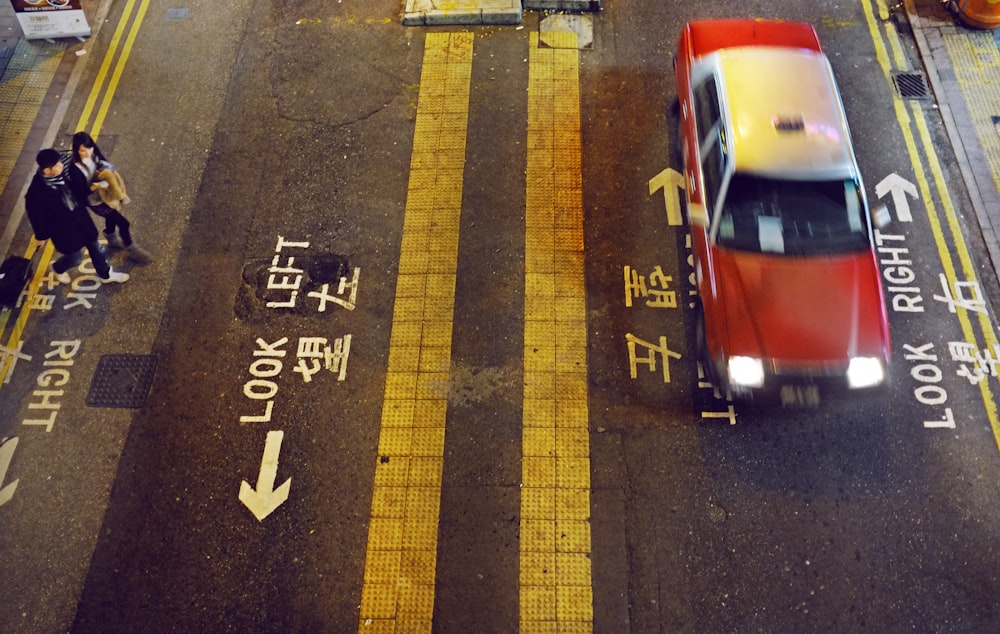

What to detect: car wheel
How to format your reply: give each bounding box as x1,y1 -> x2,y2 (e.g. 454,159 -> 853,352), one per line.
694,305 -> 718,386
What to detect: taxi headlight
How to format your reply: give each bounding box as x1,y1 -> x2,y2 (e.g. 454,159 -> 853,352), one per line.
728,356 -> 764,388
847,357 -> 884,388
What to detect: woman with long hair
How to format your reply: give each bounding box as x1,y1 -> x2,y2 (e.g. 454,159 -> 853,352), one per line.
69,131 -> 151,264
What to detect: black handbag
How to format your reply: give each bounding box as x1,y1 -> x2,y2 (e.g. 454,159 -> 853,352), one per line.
0,255 -> 33,308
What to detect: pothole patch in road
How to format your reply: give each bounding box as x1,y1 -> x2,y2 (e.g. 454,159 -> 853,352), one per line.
234,254 -> 351,320
86,355 -> 158,409
539,14 -> 593,50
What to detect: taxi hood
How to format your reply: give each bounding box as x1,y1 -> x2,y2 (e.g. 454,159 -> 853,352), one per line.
715,249 -> 889,364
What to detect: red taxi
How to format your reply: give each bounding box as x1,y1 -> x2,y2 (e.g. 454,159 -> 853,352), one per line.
674,19 -> 891,397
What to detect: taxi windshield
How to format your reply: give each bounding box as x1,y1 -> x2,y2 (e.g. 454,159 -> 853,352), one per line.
715,174 -> 870,255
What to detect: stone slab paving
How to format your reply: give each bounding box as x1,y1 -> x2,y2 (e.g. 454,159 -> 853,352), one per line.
906,0 -> 1000,282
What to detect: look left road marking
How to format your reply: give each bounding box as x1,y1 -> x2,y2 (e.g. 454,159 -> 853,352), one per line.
358,31 -> 473,632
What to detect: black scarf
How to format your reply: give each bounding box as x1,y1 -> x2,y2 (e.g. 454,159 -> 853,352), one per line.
40,153 -> 77,211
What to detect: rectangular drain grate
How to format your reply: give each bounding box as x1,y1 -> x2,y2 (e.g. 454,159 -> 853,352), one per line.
86,354 -> 157,408
892,71 -> 930,99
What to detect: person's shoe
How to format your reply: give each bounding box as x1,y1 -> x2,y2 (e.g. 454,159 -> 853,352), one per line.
126,244 -> 152,264
104,232 -> 124,249
102,269 -> 129,284
52,269 -> 71,284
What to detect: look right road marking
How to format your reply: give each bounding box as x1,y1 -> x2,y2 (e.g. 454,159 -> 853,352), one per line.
863,0 -> 1000,451
520,31 -> 594,631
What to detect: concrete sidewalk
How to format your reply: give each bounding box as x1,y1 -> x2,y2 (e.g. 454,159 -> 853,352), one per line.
905,0 -> 1000,283
0,0 -> 99,257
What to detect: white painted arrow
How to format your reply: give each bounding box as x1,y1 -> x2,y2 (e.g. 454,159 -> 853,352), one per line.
648,168 -> 686,226
875,173 -> 918,222
0,437 -> 20,507
239,431 -> 291,521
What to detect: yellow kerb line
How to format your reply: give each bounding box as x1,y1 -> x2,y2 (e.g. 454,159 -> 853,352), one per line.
521,31 -> 594,632
358,31 -> 472,633
862,0 -> 1000,451
77,0 -> 142,131
91,0 -> 151,138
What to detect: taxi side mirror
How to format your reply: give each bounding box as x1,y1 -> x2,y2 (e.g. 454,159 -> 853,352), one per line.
872,203 -> 891,230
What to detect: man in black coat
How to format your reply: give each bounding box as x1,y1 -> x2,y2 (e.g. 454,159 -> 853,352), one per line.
25,148 -> 128,284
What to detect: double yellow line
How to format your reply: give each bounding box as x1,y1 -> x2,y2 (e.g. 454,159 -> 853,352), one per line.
862,0 -> 1000,451
79,0 -> 151,138
0,0 -> 150,384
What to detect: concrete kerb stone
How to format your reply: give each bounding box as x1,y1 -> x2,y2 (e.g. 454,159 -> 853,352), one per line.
400,0 -> 599,28
903,0 -> 1000,283
482,6 -> 523,25
523,0 -> 600,11
403,0 -> 522,26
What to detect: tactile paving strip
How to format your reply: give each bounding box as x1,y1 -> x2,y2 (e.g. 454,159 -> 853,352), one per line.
86,354 -> 157,408
944,29 -> 1000,193
358,32 -> 473,632
521,31 -> 594,630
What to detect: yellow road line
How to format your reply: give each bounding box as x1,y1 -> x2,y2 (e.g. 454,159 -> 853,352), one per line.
358,31 -> 473,633
91,0 -> 151,137
911,103 -> 1000,450
862,0 -> 1000,452
521,31 -> 593,632
883,20 -> 909,70
77,0 -> 142,131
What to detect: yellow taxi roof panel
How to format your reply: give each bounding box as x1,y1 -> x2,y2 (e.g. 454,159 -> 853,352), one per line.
715,47 -> 855,178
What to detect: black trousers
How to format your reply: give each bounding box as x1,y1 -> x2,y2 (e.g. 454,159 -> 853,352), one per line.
101,209 -> 132,247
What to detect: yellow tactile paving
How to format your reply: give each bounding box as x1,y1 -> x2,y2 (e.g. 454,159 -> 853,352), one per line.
942,30 -> 1000,193
358,31 -> 473,633
0,39 -> 63,195
521,31 -> 594,632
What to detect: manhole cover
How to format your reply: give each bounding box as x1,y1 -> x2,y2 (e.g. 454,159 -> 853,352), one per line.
165,8 -> 189,19
86,354 -> 157,408
892,71 -> 930,99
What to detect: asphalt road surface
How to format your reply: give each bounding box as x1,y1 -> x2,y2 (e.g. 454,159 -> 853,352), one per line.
1,0 -> 998,632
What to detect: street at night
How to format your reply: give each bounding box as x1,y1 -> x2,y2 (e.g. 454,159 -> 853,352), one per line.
0,0 -> 998,631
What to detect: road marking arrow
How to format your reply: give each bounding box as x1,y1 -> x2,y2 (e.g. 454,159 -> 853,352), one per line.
648,168 -> 686,226
0,437 -> 20,507
876,173 -> 918,222
239,430 -> 291,521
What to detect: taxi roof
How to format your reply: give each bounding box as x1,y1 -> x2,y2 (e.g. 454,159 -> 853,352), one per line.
708,46 -> 856,178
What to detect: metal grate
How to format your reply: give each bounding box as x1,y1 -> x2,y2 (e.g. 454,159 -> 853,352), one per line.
86,354 -> 157,408
892,71 -> 930,99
